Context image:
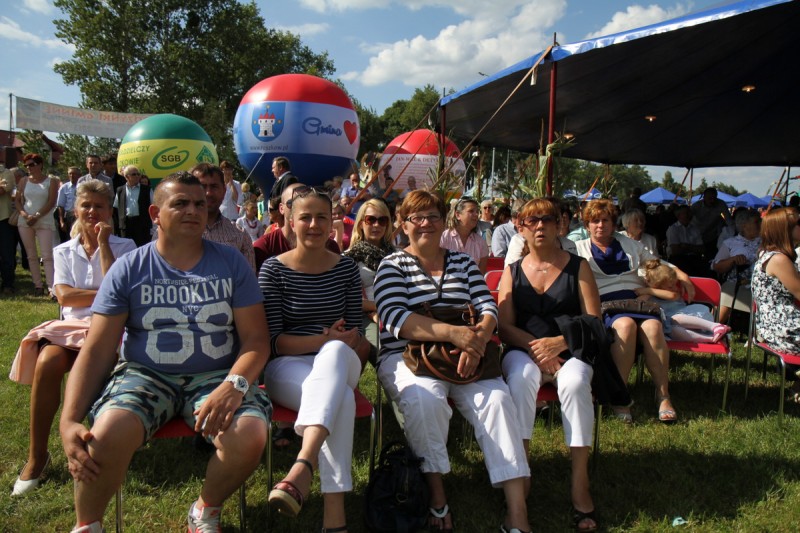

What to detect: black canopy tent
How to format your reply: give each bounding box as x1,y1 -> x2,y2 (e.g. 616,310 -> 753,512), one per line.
439,0 -> 800,174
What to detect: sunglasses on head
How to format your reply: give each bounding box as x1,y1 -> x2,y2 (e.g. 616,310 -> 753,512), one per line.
520,214 -> 557,227
286,186 -> 329,208
363,215 -> 390,226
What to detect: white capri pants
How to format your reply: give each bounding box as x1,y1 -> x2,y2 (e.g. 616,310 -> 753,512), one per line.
378,352 -> 530,487
263,340 -> 362,493
502,350 -> 594,448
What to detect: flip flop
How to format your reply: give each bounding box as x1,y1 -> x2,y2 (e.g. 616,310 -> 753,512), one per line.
657,397 -> 678,424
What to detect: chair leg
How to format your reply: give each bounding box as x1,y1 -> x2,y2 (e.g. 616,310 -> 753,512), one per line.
744,339 -> 753,403
591,404 -> 601,473
239,483 -> 246,531
720,349 -> 732,412
779,359 -> 787,427
116,485 -> 123,533
266,424 -> 273,521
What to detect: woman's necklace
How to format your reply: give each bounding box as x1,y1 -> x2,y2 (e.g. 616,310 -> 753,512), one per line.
244,217 -> 258,229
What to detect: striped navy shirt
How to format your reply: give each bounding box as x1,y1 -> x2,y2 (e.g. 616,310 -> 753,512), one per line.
260,255 -> 363,356
374,249 -> 497,361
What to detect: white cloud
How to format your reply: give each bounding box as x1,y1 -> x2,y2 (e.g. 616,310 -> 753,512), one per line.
0,17 -> 73,51
585,3 -> 693,39
23,0 -> 54,15
356,0 -> 566,89
284,22 -> 330,37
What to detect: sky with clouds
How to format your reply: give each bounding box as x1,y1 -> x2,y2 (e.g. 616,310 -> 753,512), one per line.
0,0 -> 790,196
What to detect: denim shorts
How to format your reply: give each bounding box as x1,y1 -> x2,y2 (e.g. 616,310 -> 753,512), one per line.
90,361 -> 271,442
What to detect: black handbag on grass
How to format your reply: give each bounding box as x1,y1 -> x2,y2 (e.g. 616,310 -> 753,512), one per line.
365,441 -> 430,533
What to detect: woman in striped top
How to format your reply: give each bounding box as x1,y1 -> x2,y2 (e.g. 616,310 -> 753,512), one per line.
374,191 -> 531,533
260,187 -> 364,533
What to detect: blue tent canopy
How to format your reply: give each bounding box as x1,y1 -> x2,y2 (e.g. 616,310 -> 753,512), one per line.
439,0 -> 799,168
734,192 -> 770,208
690,192 -> 737,207
639,187 -> 686,204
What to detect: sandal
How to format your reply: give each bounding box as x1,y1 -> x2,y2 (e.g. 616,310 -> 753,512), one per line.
429,503 -> 454,532
500,525 -> 531,533
611,406 -> 633,425
572,507 -> 598,533
272,425 -> 296,449
268,458 -> 313,517
657,396 -> 678,424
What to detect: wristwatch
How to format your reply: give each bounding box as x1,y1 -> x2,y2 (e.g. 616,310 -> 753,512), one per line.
224,374 -> 249,395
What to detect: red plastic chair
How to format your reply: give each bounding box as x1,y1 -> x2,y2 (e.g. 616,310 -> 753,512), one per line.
484,269 -> 504,292
115,418 -> 247,533
665,277 -> 733,411
744,301 -> 800,425
265,389 -> 376,516
486,256 -> 505,272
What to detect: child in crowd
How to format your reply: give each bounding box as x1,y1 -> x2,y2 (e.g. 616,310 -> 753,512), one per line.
236,200 -> 265,242
635,260 -> 731,343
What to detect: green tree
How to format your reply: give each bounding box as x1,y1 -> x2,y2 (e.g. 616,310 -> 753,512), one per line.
52,0 -> 334,167
381,85 -> 442,141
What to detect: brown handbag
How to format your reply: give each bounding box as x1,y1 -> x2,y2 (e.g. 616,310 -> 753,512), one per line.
402,301 -> 502,384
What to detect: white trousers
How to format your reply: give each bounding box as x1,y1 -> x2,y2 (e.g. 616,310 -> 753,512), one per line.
502,350 -> 594,448
378,352 -> 530,487
263,340 -> 361,493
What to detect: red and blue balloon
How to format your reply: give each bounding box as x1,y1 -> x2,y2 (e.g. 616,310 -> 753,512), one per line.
233,74 -> 360,192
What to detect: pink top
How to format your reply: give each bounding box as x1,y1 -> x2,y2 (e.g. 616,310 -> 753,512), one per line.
440,229 -> 489,266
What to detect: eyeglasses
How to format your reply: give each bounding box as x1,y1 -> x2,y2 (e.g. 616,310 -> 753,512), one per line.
364,215 -> 390,226
405,213 -> 442,225
520,215 -> 557,227
24,162 -> 38,168
482,206 -> 493,211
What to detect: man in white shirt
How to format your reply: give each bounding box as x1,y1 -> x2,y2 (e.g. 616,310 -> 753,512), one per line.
56,167 -> 81,242
219,160 -> 243,220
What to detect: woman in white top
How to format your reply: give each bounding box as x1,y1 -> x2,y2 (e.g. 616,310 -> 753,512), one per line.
440,197 -> 489,274
620,208 -> 659,258
712,209 -> 761,323
15,153 -> 60,297
9,179 -> 135,496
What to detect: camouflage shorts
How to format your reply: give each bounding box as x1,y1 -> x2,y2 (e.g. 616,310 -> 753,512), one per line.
90,361 -> 272,442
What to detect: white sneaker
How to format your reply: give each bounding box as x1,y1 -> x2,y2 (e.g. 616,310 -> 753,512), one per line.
71,522 -> 105,533
187,501 -> 222,533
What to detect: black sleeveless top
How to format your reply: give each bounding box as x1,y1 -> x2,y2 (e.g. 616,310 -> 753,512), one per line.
510,253 -> 584,339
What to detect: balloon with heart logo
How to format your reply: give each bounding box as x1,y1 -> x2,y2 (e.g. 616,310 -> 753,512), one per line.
233,74 -> 360,192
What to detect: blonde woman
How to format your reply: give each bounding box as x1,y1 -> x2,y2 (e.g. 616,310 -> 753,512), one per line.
10,179 -> 135,496
343,199 -> 395,354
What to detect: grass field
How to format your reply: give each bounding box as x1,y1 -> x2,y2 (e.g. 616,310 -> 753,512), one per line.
2,265 -> 800,532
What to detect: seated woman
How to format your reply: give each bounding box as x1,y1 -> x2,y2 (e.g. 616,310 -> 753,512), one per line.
751,207 -> 800,400
261,187 -> 366,533
375,190 -> 531,533
498,198 -> 601,533
9,179 -> 136,496
574,199 -> 693,423
342,199 -> 395,356
440,196 -> 489,274
712,209 -> 761,324
620,208 -> 659,257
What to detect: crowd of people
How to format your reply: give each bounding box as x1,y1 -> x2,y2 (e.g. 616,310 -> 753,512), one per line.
3,152 -> 800,533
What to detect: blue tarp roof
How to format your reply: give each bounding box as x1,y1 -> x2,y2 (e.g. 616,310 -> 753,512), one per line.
440,0 -> 799,168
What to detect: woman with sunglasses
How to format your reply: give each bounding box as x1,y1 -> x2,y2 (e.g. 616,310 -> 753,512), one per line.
440,197 -> 489,274
343,199 -> 395,355
374,190 -> 531,533
751,207 -> 800,401
260,186 -> 366,533
497,199 -> 602,532
15,153 -> 60,297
